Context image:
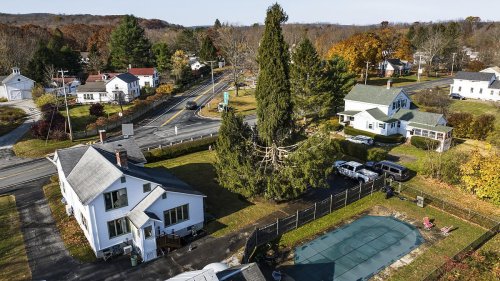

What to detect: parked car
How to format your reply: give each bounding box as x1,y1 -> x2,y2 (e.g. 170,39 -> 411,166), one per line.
347,135 -> 374,146
365,160 -> 410,181
185,101 -> 198,110
333,161 -> 379,183
449,93 -> 465,100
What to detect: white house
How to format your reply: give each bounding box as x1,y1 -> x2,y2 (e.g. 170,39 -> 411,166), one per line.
52,138 -> 205,262
76,73 -> 140,104
480,66 -> 500,79
128,68 -> 160,88
380,59 -> 411,77
189,57 -> 205,71
449,71 -> 500,102
338,83 -> 453,152
0,67 -> 34,101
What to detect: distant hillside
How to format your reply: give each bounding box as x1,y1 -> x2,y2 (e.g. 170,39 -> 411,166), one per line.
0,13 -> 182,29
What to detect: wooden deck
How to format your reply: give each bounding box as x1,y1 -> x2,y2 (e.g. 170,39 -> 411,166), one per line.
156,233 -> 181,249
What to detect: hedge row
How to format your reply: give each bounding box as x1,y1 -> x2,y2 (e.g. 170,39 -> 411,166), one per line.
343,126 -> 405,144
335,139 -> 388,162
144,136 -> 217,162
410,136 -> 440,150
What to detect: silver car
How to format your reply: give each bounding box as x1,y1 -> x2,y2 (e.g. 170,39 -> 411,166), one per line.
347,135 -> 374,145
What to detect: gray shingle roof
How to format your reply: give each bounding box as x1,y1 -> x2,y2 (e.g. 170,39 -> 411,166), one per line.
344,84 -> 406,106
407,123 -> 453,133
454,71 -> 494,82
489,80 -> 500,89
56,145 -> 89,177
387,58 -> 404,67
217,263 -> 266,281
337,110 -> 361,116
392,109 -> 444,126
365,108 -> 398,122
116,72 -> 139,83
77,81 -> 106,92
94,138 -> 146,164
128,186 -> 165,228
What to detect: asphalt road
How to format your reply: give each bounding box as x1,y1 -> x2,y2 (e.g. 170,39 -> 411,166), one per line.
401,77 -> 452,93
0,158 -> 56,192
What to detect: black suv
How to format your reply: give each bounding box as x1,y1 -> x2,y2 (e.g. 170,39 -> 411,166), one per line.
365,160 -> 410,181
185,101 -> 198,110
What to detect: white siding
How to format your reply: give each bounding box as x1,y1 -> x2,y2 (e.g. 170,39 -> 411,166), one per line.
345,100 -> 390,115
1,76 -> 34,100
76,91 -> 111,104
450,78 -> 499,101
387,92 -> 411,116
351,112 -> 386,135
105,78 -> 140,102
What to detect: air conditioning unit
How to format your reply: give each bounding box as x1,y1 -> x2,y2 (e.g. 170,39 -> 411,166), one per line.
65,205 -> 73,216
123,245 -> 133,255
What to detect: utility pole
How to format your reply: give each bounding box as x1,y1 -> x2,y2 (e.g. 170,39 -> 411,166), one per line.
417,55 -> 422,82
207,61 -> 216,94
451,52 -> 457,76
364,61 -> 370,85
59,70 -> 73,141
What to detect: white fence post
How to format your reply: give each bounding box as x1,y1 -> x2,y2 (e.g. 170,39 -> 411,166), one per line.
359,182 -> 362,200
295,210 -> 299,229
314,203 -> 317,220
371,180 -> 374,196
344,190 -> 348,207
276,218 -> 279,235
329,194 -> 333,213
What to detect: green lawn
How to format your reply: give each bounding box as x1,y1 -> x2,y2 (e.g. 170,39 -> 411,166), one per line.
0,106 -> 26,137
146,150 -> 280,237
449,99 -> 500,128
367,74 -> 441,87
200,88 -> 256,118
63,104 -> 134,131
43,181 -> 96,262
0,195 -> 31,281
13,133 -> 97,158
278,192 -> 488,281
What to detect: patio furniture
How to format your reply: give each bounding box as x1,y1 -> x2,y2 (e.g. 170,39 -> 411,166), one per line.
423,217 -> 434,230
441,226 -> 453,236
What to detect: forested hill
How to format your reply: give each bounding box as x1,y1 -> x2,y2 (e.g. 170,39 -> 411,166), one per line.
0,13 -> 182,29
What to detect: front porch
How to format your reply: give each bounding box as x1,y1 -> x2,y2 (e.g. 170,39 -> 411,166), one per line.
407,123 -> 453,152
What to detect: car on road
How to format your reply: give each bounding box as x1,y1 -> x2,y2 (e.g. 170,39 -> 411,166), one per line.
365,160 -> 410,181
449,93 -> 465,100
185,101 -> 198,110
347,135 -> 374,146
333,160 -> 379,183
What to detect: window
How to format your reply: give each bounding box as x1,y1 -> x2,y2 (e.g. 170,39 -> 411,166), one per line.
378,123 -> 385,129
368,123 -> 373,130
164,204 -> 189,227
145,81 -> 150,87
470,87 -> 474,93
414,129 -> 421,136
437,133 -> 443,140
83,93 -> 94,100
458,86 -> 462,92
81,212 -> 88,230
429,131 -> 436,139
143,183 -> 151,193
422,130 -> 429,137
100,93 -> 106,97
392,102 -> 396,110
397,121 -> 401,128
162,192 -> 167,199
107,217 -> 130,238
479,88 -> 483,94
491,90 -> 494,95
349,116 -> 354,121
389,167 -> 400,174
144,225 -> 153,238
121,176 -> 126,183
390,123 -> 395,128
104,188 -> 128,211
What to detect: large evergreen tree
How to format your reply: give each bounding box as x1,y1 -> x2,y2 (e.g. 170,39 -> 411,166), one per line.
290,37 -> 327,119
323,56 -> 357,114
152,42 -> 172,72
255,4 -> 293,146
199,35 -> 218,62
110,15 -> 152,69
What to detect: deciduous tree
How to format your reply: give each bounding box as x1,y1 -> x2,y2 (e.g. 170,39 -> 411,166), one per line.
461,148 -> 500,205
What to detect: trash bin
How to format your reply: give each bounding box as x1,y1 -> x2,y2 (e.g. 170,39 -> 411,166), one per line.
131,255 -> 137,267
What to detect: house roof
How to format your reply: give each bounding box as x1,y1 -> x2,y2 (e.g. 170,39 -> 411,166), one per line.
93,138 -> 146,164
454,71 -> 494,81
1,73 -> 34,84
128,68 -> 155,76
128,186 -> 165,228
392,109 -> 444,126
216,263 -> 266,281
337,110 -> 361,116
344,84 -> 405,106
489,80 -> 500,89
365,108 -> 398,123
113,72 -> 139,83
86,73 -> 121,83
387,59 -> 404,67
407,123 -> 453,133
77,81 -> 106,92
480,66 -> 500,74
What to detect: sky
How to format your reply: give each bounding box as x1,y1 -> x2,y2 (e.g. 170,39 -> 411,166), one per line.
2,0 -> 499,26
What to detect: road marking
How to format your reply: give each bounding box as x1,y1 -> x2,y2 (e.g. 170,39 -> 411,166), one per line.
0,165 -> 52,180
160,78 -> 227,127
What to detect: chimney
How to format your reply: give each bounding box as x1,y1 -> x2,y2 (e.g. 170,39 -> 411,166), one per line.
387,79 -> 393,89
98,130 -> 107,143
128,64 -> 132,71
115,148 -> 128,169
12,67 -> 20,75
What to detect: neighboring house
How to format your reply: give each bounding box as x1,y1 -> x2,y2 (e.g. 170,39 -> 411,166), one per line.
338,83 -> 453,152
86,73 -> 121,83
0,67 -> 34,101
189,57 -> 205,71
380,59 -> 411,77
167,262 -> 266,281
52,137 -> 205,262
76,73 -> 140,104
480,66 -> 500,79
46,77 -> 81,95
449,71 -> 500,102
463,46 -> 479,61
80,51 -> 90,64
128,68 -> 160,88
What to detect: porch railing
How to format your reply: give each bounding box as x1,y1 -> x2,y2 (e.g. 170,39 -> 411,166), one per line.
156,233 -> 181,249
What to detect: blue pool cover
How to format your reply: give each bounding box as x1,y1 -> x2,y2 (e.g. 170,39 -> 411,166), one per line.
286,215 -> 424,281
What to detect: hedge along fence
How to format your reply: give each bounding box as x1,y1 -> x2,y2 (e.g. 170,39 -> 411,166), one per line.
344,126 -> 406,144
72,96 -> 171,139
143,136 -> 217,162
335,139 -> 388,162
410,136 -> 440,150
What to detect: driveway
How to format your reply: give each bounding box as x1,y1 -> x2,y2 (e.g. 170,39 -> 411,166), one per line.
0,99 -> 41,149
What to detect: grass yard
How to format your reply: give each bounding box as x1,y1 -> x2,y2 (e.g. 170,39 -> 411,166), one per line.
13,133 -> 97,158
43,181 -> 96,263
277,192 -> 488,281
0,106 -> 26,137
367,74 -> 441,87
200,88 -> 256,118
0,195 -> 31,281
449,99 -> 500,128
63,104 -> 134,132
146,150 -> 280,237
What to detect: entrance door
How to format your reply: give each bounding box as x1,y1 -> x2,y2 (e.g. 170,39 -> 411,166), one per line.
10,90 -> 22,100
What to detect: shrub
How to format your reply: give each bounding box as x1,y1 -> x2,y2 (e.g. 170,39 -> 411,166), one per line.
86,123 -> 97,131
322,118 -> 343,132
413,87 -> 450,113
338,140 -> 368,161
144,136 -> 217,162
89,103 -> 105,117
411,136 -> 440,150
31,85 -> 45,100
447,112 -> 473,138
156,83 -> 175,95
31,120 -> 51,139
35,93 -> 58,108
95,117 -> 108,127
419,149 -> 468,185
50,130 -> 69,141
344,126 -> 405,143
0,97 -> 7,102
367,148 -> 388,162
470,114 -> 495,140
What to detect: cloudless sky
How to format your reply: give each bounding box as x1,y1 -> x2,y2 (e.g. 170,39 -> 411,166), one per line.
2,0 -> 499,26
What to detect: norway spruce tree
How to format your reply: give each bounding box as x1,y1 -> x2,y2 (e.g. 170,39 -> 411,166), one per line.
199,35 -> 218,62
290,37 -> 327,119
110,15 -> 152,69
323,56 -> 357,114
255,4 -> 293,146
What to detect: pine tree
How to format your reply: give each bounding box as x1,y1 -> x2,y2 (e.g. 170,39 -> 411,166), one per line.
110,15 -> 152,70
323,56 -> 357,114
255,4 -> 293,146
199,35 -> 218,62
214,19 -> 222,29
152,42 -> 172,73
290,37 -> 326,119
